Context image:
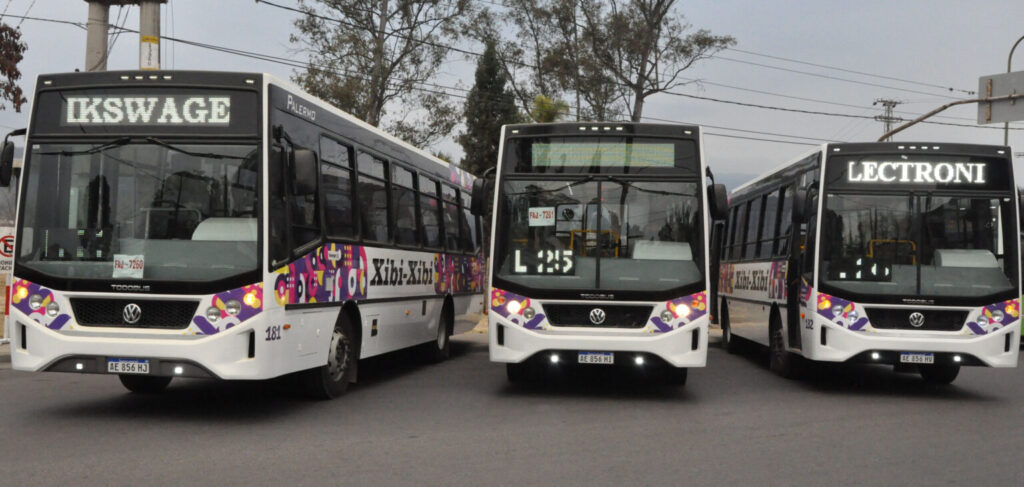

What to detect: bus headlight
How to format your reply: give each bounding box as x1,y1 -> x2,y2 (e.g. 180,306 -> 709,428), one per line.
225,300 -> 242,316
977,315 -> 989,327
847,310 -> 858,322
28,294 -> 43,310
831,304 -> 843,317
522,307 -> 536,320
506,300 -> 522,315
46,301 -> 60,317
206,306 -> 222,323
991,310 -> 1004,323
660,310 -> 675,322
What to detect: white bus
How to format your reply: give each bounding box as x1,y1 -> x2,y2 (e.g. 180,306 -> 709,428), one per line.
716,142 -> 1020,384
0,71 -> 485,398
473,123 -> 727,385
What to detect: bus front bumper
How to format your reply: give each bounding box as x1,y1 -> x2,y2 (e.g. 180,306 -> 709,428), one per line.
803,320 -> 1020,368
8,312 -> 276,380
489,315 -> 709,368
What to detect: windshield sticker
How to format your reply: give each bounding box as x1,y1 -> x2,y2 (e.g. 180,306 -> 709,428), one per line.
113,254 -> 145,279
528,207 -> 555,226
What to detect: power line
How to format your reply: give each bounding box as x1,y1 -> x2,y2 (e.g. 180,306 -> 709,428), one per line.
711,55 -> 962,100
16,0 -> 35,28
664,90 -> 1024,131
726,47 -> 975,95
703,132 -> 819,146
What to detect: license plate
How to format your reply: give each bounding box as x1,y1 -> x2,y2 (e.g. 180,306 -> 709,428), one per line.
899,352 -> 934,364
578,352 -> 614,365
107,359 -> 150,374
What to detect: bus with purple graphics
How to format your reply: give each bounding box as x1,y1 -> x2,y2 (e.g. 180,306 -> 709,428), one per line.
717,142 -> 1020,384
0,71 -> 484,398
471,122 -> 728,385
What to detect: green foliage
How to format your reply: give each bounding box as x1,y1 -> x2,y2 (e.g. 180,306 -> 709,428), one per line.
530,94 -> 569,123
0,23 -> 28,112
458,40 -> 521,176
289,0 -> 468,146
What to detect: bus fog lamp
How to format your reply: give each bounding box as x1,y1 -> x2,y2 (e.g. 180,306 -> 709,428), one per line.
953,355 -> 962,363
174,366 -> 184,375
634,355 -> 645,366
46,301 -> 60,317
506,300 -> 522,315
660,310 -> 675,322
206,306 -> 222,323
225,300 -> 242,316
28,294 -> 43,310
871,352 -> 880,360
549,353 -> 560,364
522,307 -> 536,320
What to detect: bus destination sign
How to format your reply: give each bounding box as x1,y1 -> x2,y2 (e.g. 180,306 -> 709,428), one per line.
532,142 -> 675,168
63,95 -> 232,126
846,161 -> 987,185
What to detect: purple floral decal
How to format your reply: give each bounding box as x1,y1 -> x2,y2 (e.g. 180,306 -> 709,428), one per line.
816,292 -> 869,331
966,299 -> 1019,335
10,278 -> 71,330
490,287 -> 548,330
191,283 -> 263,335
645,291 -> 708,333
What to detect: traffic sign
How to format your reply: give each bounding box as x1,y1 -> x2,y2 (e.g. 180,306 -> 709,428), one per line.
978,71 -> 1024,124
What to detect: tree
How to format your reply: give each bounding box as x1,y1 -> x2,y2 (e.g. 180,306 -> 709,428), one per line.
0,22 -> 28,112
579,0 -> 735,121
458,40 -> 521,176
530,94 -> 569,123
290,0 -> 468,145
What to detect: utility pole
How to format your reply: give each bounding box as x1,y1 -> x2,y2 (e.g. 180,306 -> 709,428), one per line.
83,1 -> 166,72
873,99 -> 904,142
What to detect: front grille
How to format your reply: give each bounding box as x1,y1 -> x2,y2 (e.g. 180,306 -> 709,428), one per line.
864,308 -> 968,332
543,304 -> 653,328
70,298 -> 200,329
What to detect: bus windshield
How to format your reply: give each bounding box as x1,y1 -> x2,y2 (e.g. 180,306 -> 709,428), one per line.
494,179 -> 704,294
819,192 -> 1017,301
17,141 -> 260,283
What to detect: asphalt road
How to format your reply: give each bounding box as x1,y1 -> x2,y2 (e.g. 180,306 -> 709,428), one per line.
1,332 -> 1023,486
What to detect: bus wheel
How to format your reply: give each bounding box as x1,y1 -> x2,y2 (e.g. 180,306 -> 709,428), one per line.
919,364 -> 959,385
506,362 -> 531,383
720,304 -> 740,354
663,367 -> 688,386
420,305 -> 452,363
769,315 -> 801,379
119,375 -> 172,394
302,314 -> 355,399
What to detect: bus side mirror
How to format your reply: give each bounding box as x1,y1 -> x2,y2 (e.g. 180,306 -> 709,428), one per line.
792,189 -> 808,225
292,148 -> 318,196
470,178 -> 488,216
0,141 -> 13,187
708,184 -> 728,221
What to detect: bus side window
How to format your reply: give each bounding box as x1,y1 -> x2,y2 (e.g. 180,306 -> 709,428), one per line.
419,176 -> 442,248
357,152 -> 389,242
744,198 -> 761,259
320,136 -> 355,238
290,148 -> 321,250
442,184 -> 460,251
801,190 -> 819,280
269,145 -> 290,265
760,191 -> 778,258
776,185 -> 793,256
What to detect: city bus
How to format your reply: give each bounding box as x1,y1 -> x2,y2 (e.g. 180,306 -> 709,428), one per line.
0,71 -> 485,398
474,122 -> 727,385
716,142 -> 1020,384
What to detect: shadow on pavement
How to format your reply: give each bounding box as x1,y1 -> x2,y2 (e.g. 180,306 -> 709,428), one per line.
719,336 -> 996,401
32,336 -> 479,422
497,363 -> 694,402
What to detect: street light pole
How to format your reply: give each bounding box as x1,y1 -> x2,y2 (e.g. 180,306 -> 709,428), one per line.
1005,33 -> 1024,145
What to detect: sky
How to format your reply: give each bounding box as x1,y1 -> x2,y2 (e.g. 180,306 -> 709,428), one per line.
1,0 -> 1024,190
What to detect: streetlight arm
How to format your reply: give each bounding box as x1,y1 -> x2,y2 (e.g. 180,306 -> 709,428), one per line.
879,93 -> 1024,142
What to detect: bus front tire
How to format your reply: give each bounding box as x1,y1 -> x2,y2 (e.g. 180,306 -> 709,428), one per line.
419,305 -> 452,364
119,375 -> 172,394
720,304 -> 740,354
302,314 -> 356,400
919,364 -> 959,385
769,316 -> 801,379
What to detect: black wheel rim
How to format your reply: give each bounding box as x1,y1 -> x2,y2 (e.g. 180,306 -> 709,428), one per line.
327,329 -> 350,382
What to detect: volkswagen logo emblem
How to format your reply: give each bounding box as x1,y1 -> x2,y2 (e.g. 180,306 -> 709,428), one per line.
123,303 -> 142,324
908,312 -> 925,328
589,308 -> 606,325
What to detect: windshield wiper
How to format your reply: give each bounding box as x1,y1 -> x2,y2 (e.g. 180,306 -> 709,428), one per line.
145,137 -> 251,160
38,137 -> 131,156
